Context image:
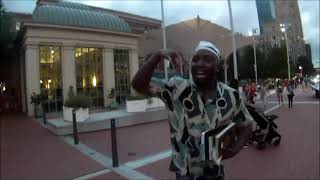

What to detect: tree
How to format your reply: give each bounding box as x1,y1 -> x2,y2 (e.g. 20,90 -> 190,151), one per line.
0,1 -> 15,46
296,55 -> 316,76
226,46 -> 293,81
264,47 -> 288,78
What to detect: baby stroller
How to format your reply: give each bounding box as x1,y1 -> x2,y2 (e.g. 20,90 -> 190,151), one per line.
246,104 -> 282,149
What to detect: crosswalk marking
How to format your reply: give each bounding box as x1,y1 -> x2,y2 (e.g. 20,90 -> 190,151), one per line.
62,136 -> 153,180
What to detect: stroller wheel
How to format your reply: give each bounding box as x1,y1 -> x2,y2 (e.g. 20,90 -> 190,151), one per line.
273,138 -> 281,146
257,142 -> 266,149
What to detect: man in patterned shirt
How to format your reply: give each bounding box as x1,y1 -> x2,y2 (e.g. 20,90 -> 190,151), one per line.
131,41 -> 252,180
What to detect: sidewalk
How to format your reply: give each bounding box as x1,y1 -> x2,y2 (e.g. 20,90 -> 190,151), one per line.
1,87 -> 319,180
0,113 -> 105,180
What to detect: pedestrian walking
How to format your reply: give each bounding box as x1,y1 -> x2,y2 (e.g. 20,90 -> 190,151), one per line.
276,80 -> 284,106
258,82 -> 270,110
287,80 -> 295,108
131,41 -> 253,180
247,82 -> 257,104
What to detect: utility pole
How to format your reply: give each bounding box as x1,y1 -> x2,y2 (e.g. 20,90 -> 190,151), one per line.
228,0 -> 238,80
161,0 -> 169,81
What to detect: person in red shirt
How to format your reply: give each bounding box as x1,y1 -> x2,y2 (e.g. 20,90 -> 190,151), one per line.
247,82 -> 257,104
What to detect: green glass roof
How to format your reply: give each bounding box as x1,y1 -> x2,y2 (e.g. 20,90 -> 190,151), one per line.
32,2 -> 131,32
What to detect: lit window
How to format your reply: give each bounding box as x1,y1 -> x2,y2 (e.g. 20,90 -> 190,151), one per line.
75,47 -> 104,107
39,45 -> 62,112
114,49 -> 130,105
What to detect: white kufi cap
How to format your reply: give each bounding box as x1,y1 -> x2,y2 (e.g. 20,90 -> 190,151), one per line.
195,41 -> 221,61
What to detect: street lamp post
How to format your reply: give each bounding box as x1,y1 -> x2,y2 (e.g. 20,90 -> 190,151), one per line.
227,0 -> 238,80
249,28 -> 258,85
160,0 -> 169,81
280,23 -> 291,80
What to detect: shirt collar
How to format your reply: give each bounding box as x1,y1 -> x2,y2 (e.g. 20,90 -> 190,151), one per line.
189,79 -> 222,105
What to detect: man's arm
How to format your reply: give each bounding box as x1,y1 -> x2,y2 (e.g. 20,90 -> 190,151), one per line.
131,51 -> 163,96
222,92 -> 253,159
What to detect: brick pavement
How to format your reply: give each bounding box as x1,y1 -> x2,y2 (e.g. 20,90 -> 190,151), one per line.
0,113 -> 104,180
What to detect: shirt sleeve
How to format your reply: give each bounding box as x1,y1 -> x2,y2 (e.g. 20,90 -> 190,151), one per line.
149,77 -> 167,95
150,76 -> 185,96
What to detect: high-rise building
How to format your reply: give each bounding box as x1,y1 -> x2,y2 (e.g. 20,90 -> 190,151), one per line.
256,0 -> 305,64
305,44 -> 312,63
256,0 -> 276,34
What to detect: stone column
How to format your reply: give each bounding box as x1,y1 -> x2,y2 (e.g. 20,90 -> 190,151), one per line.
129,49 -> 139,95
62,45 -> 76,101
25,44 -> 40,116
103,48 -> 115,107
20,47 -> 26,112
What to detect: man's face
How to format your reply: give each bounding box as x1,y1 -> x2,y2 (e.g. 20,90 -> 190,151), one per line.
191,49 -> 218,87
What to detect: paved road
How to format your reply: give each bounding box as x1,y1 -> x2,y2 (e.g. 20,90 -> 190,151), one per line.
1,86 -> 319,180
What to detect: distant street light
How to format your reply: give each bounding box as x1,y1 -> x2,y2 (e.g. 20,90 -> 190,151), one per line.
249,28 -> 258,85
280,23 -> 291,80
299,65 -> 303,76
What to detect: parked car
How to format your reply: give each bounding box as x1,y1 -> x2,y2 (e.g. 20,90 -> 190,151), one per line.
311,74 -> 320,98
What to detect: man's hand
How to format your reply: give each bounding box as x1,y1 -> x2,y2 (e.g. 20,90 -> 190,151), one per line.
156,49 -> 186,72
131,49 -> 185,96
221,123 -> 252,159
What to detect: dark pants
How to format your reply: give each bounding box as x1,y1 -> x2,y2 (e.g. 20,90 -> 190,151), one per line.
287,94 -> 294,108
176,166 -> 224,180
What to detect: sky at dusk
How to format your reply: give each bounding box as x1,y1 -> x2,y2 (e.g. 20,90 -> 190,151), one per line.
3,0 -> 319,68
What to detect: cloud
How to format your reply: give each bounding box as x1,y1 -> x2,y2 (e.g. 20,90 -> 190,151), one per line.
299,0 -> 319,67
3,0 -> 36,13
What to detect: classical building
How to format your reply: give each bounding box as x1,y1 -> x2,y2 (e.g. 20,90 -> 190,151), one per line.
9,0 -> 161,116
139,15 -> 253,77
4,1 -> 252,116
256,0 -> 305,64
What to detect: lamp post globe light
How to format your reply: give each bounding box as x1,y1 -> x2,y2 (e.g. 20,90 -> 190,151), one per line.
299,65 -> 303,77
249,28 -> 258,85
280,23 -> 291,80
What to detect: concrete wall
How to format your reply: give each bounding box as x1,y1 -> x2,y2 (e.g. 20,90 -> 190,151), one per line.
103,47 -> 115,107
129,49 -> 139,95
25,44 -> 40,116
23,23 -> 140,116
61,45 -> 76,101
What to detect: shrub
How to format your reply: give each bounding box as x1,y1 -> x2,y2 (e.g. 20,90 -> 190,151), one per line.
30,92 -> 45,106
64,86 -> 91,109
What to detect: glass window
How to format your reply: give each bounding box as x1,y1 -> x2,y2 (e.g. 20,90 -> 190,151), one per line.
75,47 -> 104,108
39,46 -> 63,112
114,49 -> 130,104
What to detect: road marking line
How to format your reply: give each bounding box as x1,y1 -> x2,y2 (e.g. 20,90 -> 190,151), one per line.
267,101 -> 319,104
125,149 -> 172,169
72,168 -> 111,180
62,136 -> 153,180
264,104 -> 280,114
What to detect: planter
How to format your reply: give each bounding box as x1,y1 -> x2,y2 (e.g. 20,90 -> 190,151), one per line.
126,97 -> 165,112
145,97 -> 165,110
63,106 -> 89,122
33,104 -> 43,118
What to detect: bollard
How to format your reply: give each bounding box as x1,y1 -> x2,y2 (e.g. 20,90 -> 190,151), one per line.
42,111 -> 47,125
111,118 -> 119,167
42,103 -> 47,125
72,109 -> 79,145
